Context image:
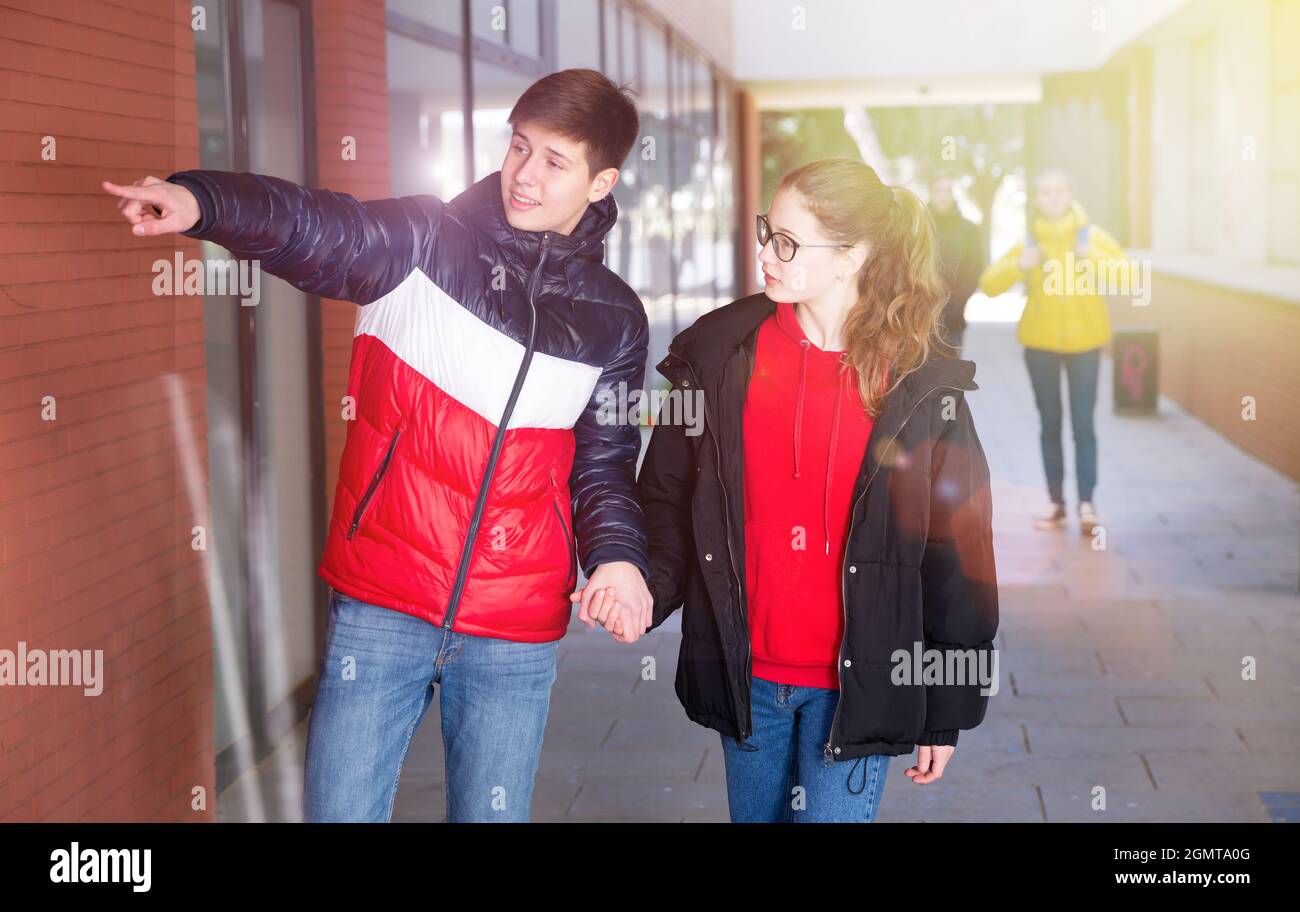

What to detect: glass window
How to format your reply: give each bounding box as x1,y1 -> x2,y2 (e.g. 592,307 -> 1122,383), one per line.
691,58 -> 716,303
241,0 -> 318,723
192,0 -> 248,757
1268,0 -> 1299,263
713,74 -> 737,302
194,0 -> 232,170
621,6 -> 639,89
472,61 -> 535,180
641,18 -> 670,119
603,0 -> 622,81
555,0 -> 600,70
1188,36 -> 1214,253
663,44 -> 717,321
676,44 -> 701,132
472,0 -> 508,45
605,13 -> 632,269
636,19 -> 675,352
693,58 -> 711,136
388,0 -> 462,34
387,30 -> 467,198
509,0 -> 541,58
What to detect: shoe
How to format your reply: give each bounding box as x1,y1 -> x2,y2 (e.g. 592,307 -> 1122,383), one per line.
1079,501 -> 1101,535
1033,501 -> 1067,530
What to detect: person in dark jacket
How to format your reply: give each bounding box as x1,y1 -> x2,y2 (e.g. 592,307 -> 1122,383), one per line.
929,175 -> 985,357
103,69 -> 654,822
631,159 -> 999,822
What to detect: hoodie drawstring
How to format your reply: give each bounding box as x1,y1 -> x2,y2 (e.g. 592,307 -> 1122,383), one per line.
824,365 -> 844,556
791,338 -> 846,557
793,339 -> 810,478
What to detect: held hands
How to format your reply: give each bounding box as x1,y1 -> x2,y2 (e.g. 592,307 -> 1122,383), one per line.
102,176 -> 200,237
569,561 -> 653,645
904,744 -> 956,785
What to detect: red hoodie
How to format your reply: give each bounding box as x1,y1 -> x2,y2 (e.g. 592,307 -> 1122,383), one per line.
742,301 -> 879,689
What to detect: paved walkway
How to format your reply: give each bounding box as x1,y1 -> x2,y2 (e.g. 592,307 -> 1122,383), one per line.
219,321 -> 1300,823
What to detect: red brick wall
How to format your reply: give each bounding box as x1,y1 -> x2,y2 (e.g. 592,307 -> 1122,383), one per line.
1111,275 -> 1300,480
311,0 -> 390,511
0,0 -> 212,821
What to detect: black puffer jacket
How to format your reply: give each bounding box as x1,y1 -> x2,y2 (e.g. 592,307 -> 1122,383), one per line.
639,293 -> 999,760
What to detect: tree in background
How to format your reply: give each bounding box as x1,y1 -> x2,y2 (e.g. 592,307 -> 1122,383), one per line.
760,105 -> 1025,260
870,103 -> 1025,256
760,109 -> 863,204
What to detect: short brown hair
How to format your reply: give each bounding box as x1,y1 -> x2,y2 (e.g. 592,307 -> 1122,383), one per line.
508,68 -> 640,176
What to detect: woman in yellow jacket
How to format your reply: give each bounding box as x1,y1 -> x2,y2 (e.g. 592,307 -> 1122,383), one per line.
979,169 -> 1128,535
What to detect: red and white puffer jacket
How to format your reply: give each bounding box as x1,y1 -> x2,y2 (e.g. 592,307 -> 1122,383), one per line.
167,168 -> 650,642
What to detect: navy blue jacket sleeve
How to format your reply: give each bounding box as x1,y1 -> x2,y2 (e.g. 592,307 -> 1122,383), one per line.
569,303 -> 651,582
165,170 -> 445,306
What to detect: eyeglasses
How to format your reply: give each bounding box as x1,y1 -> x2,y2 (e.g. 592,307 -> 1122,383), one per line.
756,213 -> 852,263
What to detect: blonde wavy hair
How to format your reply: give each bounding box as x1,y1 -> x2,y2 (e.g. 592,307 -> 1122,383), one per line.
776,158 -> 950,416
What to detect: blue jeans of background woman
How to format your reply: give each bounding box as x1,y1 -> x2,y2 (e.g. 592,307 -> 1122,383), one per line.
1023,345 -> 1102,504
720,675 -> 890,822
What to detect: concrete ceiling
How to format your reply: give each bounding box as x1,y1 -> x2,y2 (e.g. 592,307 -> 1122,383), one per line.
730,0 -> 1189,105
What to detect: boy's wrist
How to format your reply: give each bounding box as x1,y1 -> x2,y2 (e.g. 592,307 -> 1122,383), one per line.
164,172 -> 211,236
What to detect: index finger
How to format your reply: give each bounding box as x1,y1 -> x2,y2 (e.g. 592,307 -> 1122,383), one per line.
102,180 -> 167,203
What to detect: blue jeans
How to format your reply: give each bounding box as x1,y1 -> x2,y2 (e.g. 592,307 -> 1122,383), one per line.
303,590 -> 559,822
1023,346 -> 1101,504
720,676 -> 890,823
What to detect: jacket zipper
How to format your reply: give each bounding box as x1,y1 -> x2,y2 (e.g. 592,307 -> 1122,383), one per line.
824,383 -> 966,765
684,359 -> 752,739
346,426 -> 402,540
442,233 -> 552,630
550,468 -> 577,592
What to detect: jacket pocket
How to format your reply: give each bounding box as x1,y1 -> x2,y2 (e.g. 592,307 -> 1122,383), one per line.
346,425 -> 402,540
549,469 -> 577,591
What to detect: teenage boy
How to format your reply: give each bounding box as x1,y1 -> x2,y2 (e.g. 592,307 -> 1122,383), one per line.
104,69 -> 654,822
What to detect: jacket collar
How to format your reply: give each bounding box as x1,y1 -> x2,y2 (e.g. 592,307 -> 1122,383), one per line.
666,293 -> 774,378
1031,200 -> 1089,243
450,170 -> 618,282
664,292 -> 979,404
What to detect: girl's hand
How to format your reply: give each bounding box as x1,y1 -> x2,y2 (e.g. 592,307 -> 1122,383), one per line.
904,744 -> 955,784
1017,246 -> 1042,271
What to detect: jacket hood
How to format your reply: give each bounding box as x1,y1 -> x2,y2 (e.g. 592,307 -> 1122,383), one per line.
665,293 -> 978,398
450,170 -> 618,281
